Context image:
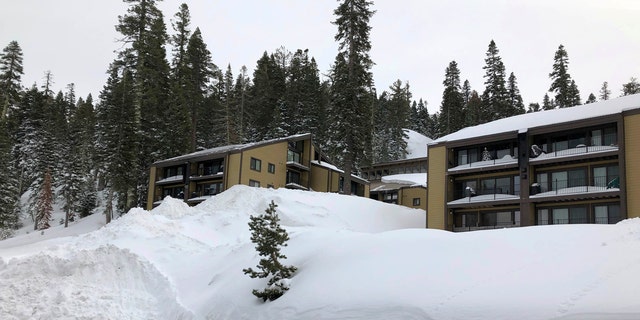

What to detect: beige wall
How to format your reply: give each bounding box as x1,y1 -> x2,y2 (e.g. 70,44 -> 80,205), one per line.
427,145 -> 447,229
239,142 -> 288,188
310,164 -> 330,192
625,113 -> 640,219
226,153 -> 242,189
400,186 -> 427,210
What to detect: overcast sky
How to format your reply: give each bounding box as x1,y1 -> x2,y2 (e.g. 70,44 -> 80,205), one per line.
1,0 -> 639,114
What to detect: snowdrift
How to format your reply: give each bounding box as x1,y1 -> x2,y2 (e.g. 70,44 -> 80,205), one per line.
1,185 -> 640,320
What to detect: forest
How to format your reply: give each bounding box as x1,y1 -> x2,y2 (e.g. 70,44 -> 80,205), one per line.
0,0 -> 638,237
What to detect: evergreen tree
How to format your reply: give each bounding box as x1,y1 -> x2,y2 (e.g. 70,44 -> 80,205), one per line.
243,200 -> 297,302
465,90 -> 483,127
0,41 -> 24,120
185,27 -> 216,150
527,102 -> 541,113
549,44 -> 580,108
386,80 -> 411,160
585,93 -> 597,104
0,118 -> 19,232
621,77 -> 640,96
438,61 -> 465,135
249,52 -> 286,141
507,72 -> 525,115
116,0 -> 173,207
481,40 -> 509,121
328,0 -> 375,194
599,81 -> 611,100
35,169 -> 53,231
542,93 -> 554,110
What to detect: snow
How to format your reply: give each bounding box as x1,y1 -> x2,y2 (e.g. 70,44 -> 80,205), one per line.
448,154 -> 517,172
404,129 -> 431,159
381,173 -> 427,187
530,145 -> 619,162
2,185 -> 640,319
448,193 -> 521,205
432,93 -> 640,144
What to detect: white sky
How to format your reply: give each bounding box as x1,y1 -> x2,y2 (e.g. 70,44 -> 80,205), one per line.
1,0 -> 639,113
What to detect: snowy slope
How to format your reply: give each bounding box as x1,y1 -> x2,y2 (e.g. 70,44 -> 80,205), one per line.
1,185 -> 640,320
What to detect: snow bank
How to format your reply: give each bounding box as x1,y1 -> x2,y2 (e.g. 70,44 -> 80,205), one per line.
404,129 -> 431,159
1,186 -> 640,320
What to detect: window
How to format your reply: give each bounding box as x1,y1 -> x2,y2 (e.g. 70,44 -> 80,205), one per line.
198,159 -> 224,176
249,180 -> 260,187
286,170 -> 301,185
268,163 -> 275,174
196,182 -> 223,197
593,165 -> 619,188
413,198 -> 421,206
163,186 -> 184,199
250,158 -> 261,171
165,165 -> 184,178
538,206 -> 587,225
594,204 -> 621,224
288,141 -> 304,164
542,168 -> 587,191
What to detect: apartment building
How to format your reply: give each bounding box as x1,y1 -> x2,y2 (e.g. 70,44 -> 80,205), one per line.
361,157 -> 427,210
147,133 -> 369,210
426,94 -> 640,231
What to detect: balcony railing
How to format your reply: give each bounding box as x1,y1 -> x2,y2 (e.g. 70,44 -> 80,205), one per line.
530,145 -> 618,162
454,222 -> 520,232
449,155 -> 517,172
530,176 -> 619,197
449,187 -> 519,205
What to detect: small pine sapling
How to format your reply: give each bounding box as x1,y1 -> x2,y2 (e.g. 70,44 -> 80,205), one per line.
243,200 -> 297,301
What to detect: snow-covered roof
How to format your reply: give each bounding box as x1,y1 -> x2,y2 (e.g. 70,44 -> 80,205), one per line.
381,173 -> 427,187
404,129 -> 431,159
431,93 -> 640,145
154,133 -> 311,166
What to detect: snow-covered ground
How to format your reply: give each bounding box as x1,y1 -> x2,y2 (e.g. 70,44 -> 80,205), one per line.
1,185 -> 639,320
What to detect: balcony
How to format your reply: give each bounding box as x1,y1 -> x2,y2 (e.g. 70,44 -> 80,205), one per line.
156,175 -> 184,185
529,145 -> 618,163
529,176 -> 620,200
448,187 -> 519,207
448,155 -> 517,173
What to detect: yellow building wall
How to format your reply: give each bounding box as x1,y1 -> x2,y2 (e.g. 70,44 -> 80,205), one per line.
146,166 -> 157,210
310,164 -> 330,192
226,153 -> 242,189
625,113 -> 640,219
240,142 -> 288,188
400,186 -> 427,210
427,145 -> 447,229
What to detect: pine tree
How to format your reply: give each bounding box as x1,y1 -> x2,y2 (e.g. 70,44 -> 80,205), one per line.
542,93 -> 554,110
481,40 -> 509,121
585,93 -> 597,104
621,77 -> 640,96
116,0 -> 173,208
0,118 -> 19,232
599,81 -> 611,100
465,90 -> 483,127
438,61 -> 465,135
549,44 -> 580,108
527,102 -> 541,113
328,0 -> 375,194
0,41 -> 24,120
185,27 -> 215,150
243,200 -> 297,302
507,72 -> 525,115
35,169 -> 53,231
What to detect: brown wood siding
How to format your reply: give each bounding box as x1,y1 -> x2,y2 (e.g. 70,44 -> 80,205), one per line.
624,113 -> 640,218
241,142 -> 288,187
427,145 -> 447,229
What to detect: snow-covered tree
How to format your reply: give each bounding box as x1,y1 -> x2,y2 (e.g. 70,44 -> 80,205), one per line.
243,200 -> 297,302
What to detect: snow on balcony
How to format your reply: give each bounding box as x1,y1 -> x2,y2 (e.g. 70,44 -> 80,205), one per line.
448,155 -> 517,172
156,175 -> 184,184
447,193 -> 520,205
529,186 -> 620,198
529,145 -> 618,163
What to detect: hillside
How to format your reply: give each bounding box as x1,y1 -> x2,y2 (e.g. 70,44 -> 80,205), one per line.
1,186 -> 639,319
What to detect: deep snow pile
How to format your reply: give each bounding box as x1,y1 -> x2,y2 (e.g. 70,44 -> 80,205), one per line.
1,185 -> 640,320
404,129 -> 431,159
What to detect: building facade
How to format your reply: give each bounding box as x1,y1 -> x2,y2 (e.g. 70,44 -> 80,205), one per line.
147,134 -> 369,210
361,157 -> 427,210
427,94 -> 640,231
